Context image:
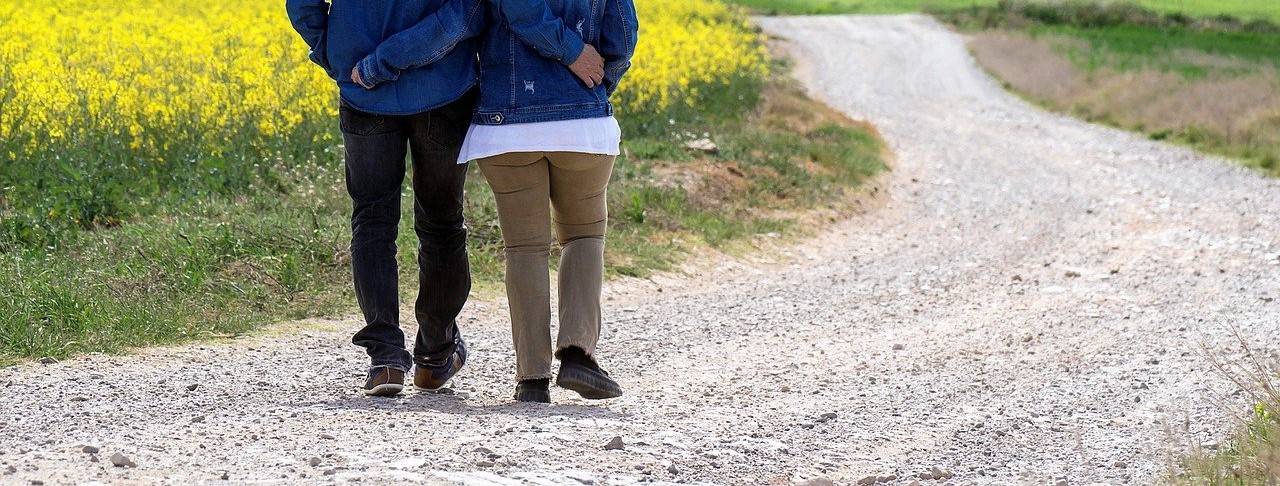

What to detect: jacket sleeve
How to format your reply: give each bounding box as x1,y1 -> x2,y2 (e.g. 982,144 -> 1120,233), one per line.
354,0 -> 487,87
488,0 -> 585,67
598,0 -> 638,96
285,0 -> 334,76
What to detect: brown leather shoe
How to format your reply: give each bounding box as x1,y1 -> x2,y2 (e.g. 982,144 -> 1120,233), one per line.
363,366 -> 405,396
414,338 -> 467,391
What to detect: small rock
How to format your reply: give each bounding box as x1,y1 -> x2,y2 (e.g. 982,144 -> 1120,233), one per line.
930,466 -> 953,480
89,373 -> 103,380
667,464 -> 678,475
1065,270 -> 1081,278
1054,477 -> 1068,486
683,138 -> 718,154
187,384 -> 199,391
1011,274 -> 1023,282
70,396 -> 89,402
604,436 -> 625,451
38,357 -> 58,365
1204,440 -> 1219,451
780,385 -> 791,393
907,482 -> 921,486
31,481 -> 44,486
4,465 -> 15,474
857,475 -> 878,485
308,457 -> 322,467
892,344 -> 905,351
878,475 -> 898,482
476,460 -> 495,467
192,415 -> 206,423
323,469 -> 336,476
817,412 -> 838,423
473,447 -> 494,456
319,433 -> 336,440
82,445 -> 99,454
800,479 -> 835,486
1113,461 -> 1128,468
109,452 -> 136,468
221,471 -> 230,480
89,454 -> 98,463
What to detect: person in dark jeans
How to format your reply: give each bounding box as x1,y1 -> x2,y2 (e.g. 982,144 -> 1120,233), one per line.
286,0 -> 602,396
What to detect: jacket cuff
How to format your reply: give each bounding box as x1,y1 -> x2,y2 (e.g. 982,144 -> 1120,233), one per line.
559,35 -> 585,66
356,55 -> 398,88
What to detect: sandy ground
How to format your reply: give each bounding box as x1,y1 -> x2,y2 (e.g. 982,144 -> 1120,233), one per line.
3,14 -> 1279,486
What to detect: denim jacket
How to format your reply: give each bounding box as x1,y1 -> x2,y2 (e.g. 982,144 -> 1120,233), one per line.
347,0 -> 639,125
285,0 -> 587,116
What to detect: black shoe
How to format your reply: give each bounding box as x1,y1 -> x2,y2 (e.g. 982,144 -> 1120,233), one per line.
556,347 -> 623,399
514,378 -> 551,403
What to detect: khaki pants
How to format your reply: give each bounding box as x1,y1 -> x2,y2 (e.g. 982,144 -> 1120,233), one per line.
477,151 -> 615,381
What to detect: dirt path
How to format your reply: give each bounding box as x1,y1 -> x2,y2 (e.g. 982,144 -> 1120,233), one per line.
3,14 -> 1279,485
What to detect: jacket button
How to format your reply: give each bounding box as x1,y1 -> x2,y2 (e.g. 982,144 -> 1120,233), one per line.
490,114 -> 503,123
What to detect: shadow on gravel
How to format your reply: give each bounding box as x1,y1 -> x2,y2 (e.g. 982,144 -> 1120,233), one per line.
296,393 -> 630,419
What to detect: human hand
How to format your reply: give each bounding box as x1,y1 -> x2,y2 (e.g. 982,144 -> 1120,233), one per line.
351,66 -> 374,89
568,44 -> 604,88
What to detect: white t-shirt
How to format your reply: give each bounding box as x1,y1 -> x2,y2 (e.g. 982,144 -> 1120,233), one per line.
456,116 -> 621,164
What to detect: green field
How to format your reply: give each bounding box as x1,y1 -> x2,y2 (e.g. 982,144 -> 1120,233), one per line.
728,0 -> 1280,21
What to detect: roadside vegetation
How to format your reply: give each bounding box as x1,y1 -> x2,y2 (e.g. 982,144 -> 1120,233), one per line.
0,0 -> 885,365
941,1 -> 1280,176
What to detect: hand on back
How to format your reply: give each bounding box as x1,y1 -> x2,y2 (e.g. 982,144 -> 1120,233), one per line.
568,44 -> 604,88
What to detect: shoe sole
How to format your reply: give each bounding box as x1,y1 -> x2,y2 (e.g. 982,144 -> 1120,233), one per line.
363,383 -> 404,396
556,373 -> 622,400
514,390 -> 552,403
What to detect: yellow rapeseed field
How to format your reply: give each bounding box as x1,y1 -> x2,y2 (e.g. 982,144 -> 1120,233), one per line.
0,0 -> 768,245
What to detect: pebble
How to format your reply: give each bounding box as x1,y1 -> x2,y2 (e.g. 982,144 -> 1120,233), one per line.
109,452 -> 136,468
192,415 -> 206,423
82,445 -> 100,454
1113,461 -> 1128,468
4,465 -> 16,474
668,464 -> 679,475
319,433 -> 336,440
817,412 -> 838,423
308,457 -> 322,467
801,479 -> 835,486
38,357 -> 58,365
1054,477 -> 1069,486
187,384 -> 199,391
476,460 -> 495,467
605,436 -> 625,450
892,344 -> 905,351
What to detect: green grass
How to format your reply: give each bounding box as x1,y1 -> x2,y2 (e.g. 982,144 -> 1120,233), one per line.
728,0 -> 1280,22
0,59 -> 886,364
1022,23 -> 1280,79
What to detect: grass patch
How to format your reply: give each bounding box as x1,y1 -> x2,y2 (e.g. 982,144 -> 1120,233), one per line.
952,2 -> 1280,176
728,0 -> 1280,22
1179,333 -> 1280,483
0,57 -> 886,364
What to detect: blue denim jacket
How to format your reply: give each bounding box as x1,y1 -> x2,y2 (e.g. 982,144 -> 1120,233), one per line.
285,0 -> 586,116
345,0 -> 639,125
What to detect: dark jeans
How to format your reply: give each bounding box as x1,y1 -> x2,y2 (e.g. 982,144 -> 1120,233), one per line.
339,90 -> 475,372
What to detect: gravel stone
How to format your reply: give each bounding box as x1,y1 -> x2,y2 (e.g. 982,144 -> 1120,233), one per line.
604,436 -> 625,451
81,445 -> 99,454
109,452 -> 135,468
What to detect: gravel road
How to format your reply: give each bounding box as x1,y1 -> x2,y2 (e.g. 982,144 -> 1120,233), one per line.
3,14 -> 1279,485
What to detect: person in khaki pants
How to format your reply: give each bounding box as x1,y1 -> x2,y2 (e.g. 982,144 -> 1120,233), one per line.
477,152 -> 621,401
457,0 -> 639,402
